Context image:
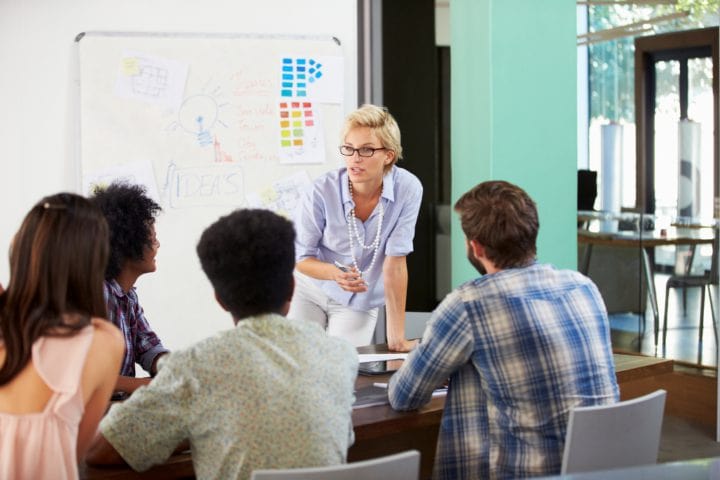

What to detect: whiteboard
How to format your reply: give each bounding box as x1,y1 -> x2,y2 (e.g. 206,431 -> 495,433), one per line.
77,31 -> 349,352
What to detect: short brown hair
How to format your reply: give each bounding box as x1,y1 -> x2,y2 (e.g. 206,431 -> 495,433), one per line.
454,181 -> 538,269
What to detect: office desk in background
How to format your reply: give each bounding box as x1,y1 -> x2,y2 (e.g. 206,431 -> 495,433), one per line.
80,347 -> 673,480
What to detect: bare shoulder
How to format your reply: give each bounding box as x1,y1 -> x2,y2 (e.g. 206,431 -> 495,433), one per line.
90,317 -> 124,351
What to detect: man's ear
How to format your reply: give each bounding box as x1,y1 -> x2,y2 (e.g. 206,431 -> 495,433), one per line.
469,239 -> 486,260
214,291 -> 230,312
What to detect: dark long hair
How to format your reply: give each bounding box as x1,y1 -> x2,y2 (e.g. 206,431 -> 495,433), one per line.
0,193 -> 109,385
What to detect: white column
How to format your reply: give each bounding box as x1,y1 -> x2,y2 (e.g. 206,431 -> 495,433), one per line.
677,119 -> 701,219
600,123 -> 623,231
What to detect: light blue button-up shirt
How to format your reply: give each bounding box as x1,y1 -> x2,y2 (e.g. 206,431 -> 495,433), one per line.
294,165 -> 422,311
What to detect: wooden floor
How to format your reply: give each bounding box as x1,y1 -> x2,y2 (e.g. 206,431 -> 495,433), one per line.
610,273 -> 718,369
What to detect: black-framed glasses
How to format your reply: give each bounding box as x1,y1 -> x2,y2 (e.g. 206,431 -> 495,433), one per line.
339,145 -> 389,157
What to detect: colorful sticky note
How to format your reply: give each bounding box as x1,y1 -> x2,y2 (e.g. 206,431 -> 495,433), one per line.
281,140 -> 291,147
280,120 -> 290,128
293,120 -> 302,127
305,120 -> 314,127
303,102 -> 311,108
297,90 -> 306,96
291,111 -> 302,118
281,90 -> 292,97
281,130 -> 291,138
291,102 -> 300,108
304,110 -> 313,117
121,57 -> 140,76
293,139 -> 303,146
280,111 -> 289,118
293,129 -> 303,137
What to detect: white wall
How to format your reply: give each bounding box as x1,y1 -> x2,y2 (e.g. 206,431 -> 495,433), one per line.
0,0 -> 357,347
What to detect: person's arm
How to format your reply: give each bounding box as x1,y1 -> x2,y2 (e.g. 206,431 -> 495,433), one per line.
77,319 -> 125,461
86,354 -> 193,471
297,258 -> 367,293
131,300 -> 170,377
388,294 -> 473,411
383,255 -> 415,352
86,433 -> 127,465
114,375 -> 151,394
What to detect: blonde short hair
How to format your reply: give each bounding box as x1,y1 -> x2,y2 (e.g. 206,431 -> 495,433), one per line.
341,104 -> 403,170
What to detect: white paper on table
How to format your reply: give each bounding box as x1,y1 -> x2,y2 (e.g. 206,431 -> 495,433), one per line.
358,353 -> 409,363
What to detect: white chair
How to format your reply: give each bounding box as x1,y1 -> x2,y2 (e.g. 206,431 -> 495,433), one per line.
561,389 -> 666,474
250,450 -> 420,480
405,311 -> 432,340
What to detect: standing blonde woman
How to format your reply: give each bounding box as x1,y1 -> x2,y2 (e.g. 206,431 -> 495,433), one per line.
290,104 -> 422,351
0,193 -> 123,479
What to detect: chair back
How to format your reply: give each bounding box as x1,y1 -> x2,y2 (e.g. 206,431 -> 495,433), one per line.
250,450 -> 421,480
561,389 -> 666,474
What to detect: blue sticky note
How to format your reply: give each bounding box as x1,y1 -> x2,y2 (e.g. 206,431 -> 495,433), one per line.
281,90 -> 292,97
297,58 -> 307,65
296,66 -> 306,72
282,74 -> 293,80
309,77 -> 315,83
297,90 -> 306,96
282,66 -> 293,72
297,74 -> 306,80
297,82 -> 306,89
282,58 -> 292,64
282,82 -> 293,88
316,71 -> 323,79
309,59 -> 316,65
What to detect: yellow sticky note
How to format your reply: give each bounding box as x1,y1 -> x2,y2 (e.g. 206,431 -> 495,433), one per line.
121,57 -> 140,76
260,188 -> 279,203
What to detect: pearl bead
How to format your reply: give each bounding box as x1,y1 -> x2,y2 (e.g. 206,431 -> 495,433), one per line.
347,180 -> 384,278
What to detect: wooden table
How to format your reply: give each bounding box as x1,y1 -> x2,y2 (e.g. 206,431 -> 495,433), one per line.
81,349 -> 673,480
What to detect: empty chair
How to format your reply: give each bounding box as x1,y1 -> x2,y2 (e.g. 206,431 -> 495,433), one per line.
662,233 -> 718,360
250,450 -> 421,480
561,390 -> 666,474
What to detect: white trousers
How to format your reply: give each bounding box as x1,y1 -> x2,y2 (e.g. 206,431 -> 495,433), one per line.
288,271 -> 378,347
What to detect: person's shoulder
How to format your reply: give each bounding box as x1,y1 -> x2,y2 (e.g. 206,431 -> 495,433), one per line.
88,318 -> 124,367
392,165 -> 422,188
91,317 -> 123,346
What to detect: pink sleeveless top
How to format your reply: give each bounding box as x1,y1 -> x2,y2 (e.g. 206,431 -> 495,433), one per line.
0,325 -> 94,480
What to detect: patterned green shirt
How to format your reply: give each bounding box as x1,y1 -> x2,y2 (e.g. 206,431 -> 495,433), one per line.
101,313 -> 358,480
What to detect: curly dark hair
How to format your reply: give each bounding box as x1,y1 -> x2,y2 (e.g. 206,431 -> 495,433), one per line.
90,182 -> 161,280
197,209 -> 296,320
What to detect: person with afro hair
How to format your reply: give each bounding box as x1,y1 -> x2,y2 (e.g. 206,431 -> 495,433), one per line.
91,182 -> 169,395
87,209 -> 358,478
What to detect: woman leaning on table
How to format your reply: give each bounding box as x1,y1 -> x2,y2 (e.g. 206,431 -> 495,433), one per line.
289,104 -> 422,352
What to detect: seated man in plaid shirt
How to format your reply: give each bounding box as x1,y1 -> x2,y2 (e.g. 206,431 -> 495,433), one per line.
389,180 -> 619,479
92,182 -> 169,395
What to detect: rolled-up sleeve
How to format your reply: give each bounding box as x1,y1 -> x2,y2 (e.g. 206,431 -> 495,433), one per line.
133,303 -> 170,374
384,174 -> 423,257
294,187 -> 326,262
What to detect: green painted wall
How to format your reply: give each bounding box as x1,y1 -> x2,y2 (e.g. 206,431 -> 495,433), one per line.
450,0 -> 578,286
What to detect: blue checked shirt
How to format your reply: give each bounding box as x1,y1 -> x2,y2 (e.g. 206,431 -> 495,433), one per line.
389,263 -> 619,479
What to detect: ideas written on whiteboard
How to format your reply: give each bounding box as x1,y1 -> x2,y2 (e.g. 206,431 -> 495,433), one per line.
166,162 -> 245,209
246,170 -> 311,218
114,50 -> 189,111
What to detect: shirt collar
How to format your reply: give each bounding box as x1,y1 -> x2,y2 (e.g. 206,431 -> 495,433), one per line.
106,278 -> 134,298
340,166 -> 396,208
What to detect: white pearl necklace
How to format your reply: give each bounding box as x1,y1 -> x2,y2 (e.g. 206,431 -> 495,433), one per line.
347,180 -> 384,278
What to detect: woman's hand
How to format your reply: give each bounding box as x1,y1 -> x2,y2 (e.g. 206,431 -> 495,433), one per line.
387,337 -> 418,352
333,267 -> 368,293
